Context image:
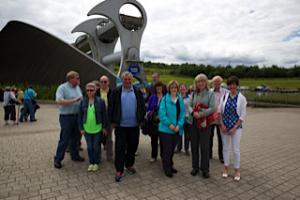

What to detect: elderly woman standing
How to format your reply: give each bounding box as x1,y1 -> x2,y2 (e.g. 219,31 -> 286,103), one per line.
218,76 -> 247,181
158,80 -> 185,177
79,82 -> 108,172
209,75 -> 228,163
176,83 -> 191,155
189,74 -> 214,178
147,81 -> 165,162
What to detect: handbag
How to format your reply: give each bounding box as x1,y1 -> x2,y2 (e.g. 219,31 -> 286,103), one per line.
192,92 -> 217,129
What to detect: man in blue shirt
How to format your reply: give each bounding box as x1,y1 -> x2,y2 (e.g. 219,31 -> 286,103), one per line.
108,71 -> 146,182
54,71 -> 84,169
19,86 -> 37,122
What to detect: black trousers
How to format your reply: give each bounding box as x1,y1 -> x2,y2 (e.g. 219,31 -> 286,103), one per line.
150,133 -> 159,159
190,122 -> 210,173
114,126 -> 140,173
4,105 -> 16,121
177,122 -> 191,151
159,132 -> 178,174
209,124 -> 223,160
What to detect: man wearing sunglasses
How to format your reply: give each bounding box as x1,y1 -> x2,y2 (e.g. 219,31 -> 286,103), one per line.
99,75 -> 113,162
54,70 -> 84,169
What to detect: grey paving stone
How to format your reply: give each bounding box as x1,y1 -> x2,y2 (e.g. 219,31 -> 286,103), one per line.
1,106 -> 300,200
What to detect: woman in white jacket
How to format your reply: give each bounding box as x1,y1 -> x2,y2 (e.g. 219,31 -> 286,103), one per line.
218,76 -> 247,181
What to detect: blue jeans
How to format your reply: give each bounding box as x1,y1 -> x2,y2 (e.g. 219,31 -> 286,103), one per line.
54,114 -> 80,161
20,99 -> 35,121
84,133 -> 102,164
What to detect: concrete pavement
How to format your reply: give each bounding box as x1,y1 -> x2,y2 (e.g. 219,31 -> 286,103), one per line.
0,105 -> 300,200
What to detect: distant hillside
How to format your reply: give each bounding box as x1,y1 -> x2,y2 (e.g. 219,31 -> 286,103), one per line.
143,61 -> 300,79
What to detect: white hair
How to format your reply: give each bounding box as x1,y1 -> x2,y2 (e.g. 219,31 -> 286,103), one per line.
121,71 -> 133,79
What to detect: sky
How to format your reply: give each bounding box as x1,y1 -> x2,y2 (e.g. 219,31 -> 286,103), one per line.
1,0 -> 300,67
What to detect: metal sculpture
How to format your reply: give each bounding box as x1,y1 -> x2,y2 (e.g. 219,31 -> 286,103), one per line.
72,0 -> 147,85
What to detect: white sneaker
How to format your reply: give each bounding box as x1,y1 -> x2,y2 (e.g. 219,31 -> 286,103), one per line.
92,164 -> 99,171
88,164 -> 93,172
234,175 -> 241,181
149,158 -> 156,163
222,172 -> 228,178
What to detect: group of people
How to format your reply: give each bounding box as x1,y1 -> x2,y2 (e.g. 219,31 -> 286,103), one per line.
2,85 -> 38,125
53,70 -> 247,183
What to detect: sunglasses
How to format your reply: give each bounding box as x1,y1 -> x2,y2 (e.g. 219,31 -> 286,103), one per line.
86,89 -> 95,92
100,81 -> 108,83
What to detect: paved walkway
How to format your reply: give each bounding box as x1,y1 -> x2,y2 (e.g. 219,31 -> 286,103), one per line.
0,105 -> 300,200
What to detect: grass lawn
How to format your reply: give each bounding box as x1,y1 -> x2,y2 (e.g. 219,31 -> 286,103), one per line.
239,78 -> 300,89
146,75 -> 300,89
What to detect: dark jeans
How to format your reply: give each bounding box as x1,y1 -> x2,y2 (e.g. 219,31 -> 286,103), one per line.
4,105 -> 16,121
84,133 -> 102,164
177,122 -> 191,151
20,99 -> 35,121
114,126 -> 140,173
209,124 -> 223,160
190,121 -> 210,173
159,132 -> 178,174
54,114 -> 81,162
150,133 -> 159,159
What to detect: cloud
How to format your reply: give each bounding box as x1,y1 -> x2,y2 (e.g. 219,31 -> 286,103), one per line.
283,29 -> 300,41
1,0 -> 300,67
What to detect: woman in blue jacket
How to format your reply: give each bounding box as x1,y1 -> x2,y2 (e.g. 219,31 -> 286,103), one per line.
158,80 -> 185,177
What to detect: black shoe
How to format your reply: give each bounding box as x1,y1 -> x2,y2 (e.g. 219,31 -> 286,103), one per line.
54,160 -> 62,169
219,158 -> 224,163
185,151 -> 190,156
171,168 -> 178,174
165,172 -> 173,177
30,119 -> 37,122
71,156 -> 85,162
190,169 -> 199,176
202,172 -> 210,178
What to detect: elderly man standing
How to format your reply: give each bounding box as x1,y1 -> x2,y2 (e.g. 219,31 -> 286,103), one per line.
99,75 -> 113,161
108,71 -> 146,182
54,71 -> 84,169
209,75 -> 228,163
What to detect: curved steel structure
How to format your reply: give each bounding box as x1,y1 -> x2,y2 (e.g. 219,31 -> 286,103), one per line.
74,0 -> 148,84
72,18 -> 118,73
0,21 -> 118,87
0,0 -> 148,88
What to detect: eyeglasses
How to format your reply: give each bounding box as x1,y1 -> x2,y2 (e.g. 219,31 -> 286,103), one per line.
86,89 -> 95,92
100,81 -> 107,83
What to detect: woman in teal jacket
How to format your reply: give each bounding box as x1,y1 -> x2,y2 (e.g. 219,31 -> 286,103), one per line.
158,80 -> 185,177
